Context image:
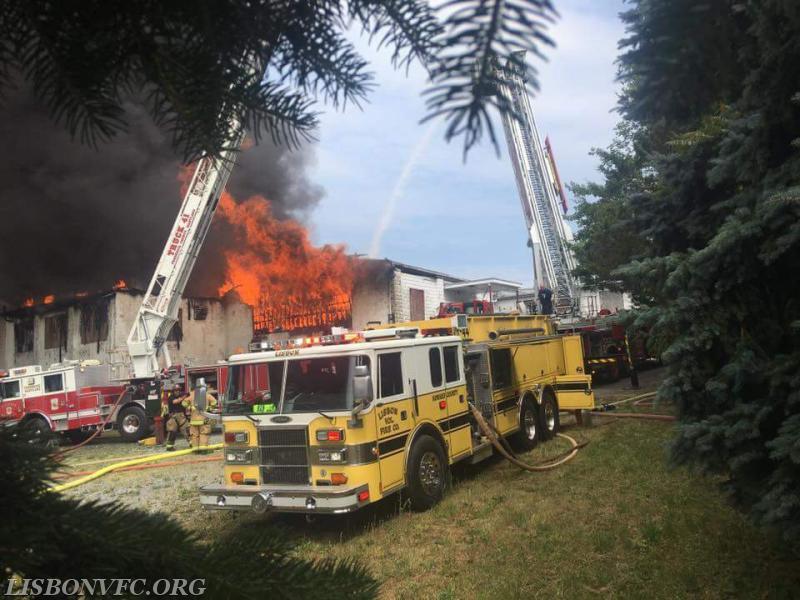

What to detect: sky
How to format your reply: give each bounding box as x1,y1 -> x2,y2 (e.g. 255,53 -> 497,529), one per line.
306,0 -> 627,287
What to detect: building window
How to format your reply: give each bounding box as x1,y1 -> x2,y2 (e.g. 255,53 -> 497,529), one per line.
378,352 -> 403,398
409,288 -> 425,321
188,299 -> 208,321
14,319 -> 34,353
443,346 -> 460,383
44,373 -> 64,393
429,348 -> 443,388
490,348 -> 512,389
80,300 -> 109,345
44,313 -> 68,350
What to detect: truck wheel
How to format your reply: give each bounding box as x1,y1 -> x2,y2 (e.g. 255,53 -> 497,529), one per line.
117,405 -> 150,442
406,435 -> 449,511
515,396 -> 541,451
540,390 -> 560,440
25,417 -> 56,447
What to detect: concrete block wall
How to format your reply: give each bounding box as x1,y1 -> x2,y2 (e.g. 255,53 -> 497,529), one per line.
0,291 -> 253,379
0,297 -> 120,373
390,269 -> 447,322
351,278 -> 391,330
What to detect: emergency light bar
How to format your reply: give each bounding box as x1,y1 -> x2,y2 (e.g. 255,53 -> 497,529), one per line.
362,327 -> 419,340
248,332 -> 365,353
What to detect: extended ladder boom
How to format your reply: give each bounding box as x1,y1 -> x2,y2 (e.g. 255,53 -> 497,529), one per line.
496,52 -> 577,312
127,120 -> 245,379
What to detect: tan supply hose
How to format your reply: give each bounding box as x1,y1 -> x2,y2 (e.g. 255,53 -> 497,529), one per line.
588,411 -> 676,422
468,403 -> 583,471
601,391 -> 657,408
48,443 -> 223,493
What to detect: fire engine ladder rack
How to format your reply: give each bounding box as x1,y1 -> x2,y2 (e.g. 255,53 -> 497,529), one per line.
496,53 -> 577,312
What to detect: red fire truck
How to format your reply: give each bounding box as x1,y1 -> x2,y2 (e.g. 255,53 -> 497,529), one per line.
0,360 -> 233,444
0,362 -> 132,444
557,312 -> 650,382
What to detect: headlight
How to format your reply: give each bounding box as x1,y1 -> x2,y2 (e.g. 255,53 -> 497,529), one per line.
224,431 -> 249,444
317,448 -> 347,463
225,449 -> 254,464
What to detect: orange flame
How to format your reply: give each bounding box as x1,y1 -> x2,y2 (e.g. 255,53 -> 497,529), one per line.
23,297 -> 34,307
215,190 -> 354,332
113,279 -> 128,290
43,295 -> 55,304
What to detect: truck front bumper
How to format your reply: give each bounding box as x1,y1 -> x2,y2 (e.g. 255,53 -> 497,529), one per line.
200,483 -> 371,515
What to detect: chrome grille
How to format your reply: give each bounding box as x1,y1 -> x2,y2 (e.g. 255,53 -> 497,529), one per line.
259,428 -> 306,447
261,446 -> 307,466
258,427 -> 309,485
260,466 -> 310,485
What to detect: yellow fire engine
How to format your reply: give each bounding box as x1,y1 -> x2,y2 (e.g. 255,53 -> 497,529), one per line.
200,315 -> 594,514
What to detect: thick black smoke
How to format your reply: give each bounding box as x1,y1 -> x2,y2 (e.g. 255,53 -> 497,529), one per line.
0,86 -> 323,304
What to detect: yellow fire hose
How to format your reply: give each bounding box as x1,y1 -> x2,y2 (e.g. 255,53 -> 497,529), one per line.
469,403 -> 582,471
49,443 -> 223,493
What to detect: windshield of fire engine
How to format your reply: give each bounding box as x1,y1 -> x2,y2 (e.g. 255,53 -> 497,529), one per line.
224,355 -> 370,415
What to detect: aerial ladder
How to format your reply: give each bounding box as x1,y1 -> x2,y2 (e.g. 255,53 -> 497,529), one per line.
126,111 -> 246,379
495,51 -> 578,313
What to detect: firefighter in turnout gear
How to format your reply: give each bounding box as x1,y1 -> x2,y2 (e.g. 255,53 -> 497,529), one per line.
183,378 -> 218,450
163,389 -> 189,451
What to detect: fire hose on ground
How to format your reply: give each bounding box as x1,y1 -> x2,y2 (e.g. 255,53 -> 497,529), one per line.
468,403 -> 584,471
52,455 -> 221,480
588,390 -> 677,422
467,390 -> 676,472
48,443 -> 223,493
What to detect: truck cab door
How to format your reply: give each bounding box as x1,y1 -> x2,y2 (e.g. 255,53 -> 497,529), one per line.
1,379 -> 24,422
441,344 -> 471,458
373,350 -> 410,493
43,373 -> 69,430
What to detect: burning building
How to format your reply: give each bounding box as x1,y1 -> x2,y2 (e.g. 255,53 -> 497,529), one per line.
250,258 -> 524,339
0,286 -> 251,379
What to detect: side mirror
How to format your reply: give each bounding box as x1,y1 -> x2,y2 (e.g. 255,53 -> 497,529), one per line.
350,365 -> 372,428
353,365 -> 372,406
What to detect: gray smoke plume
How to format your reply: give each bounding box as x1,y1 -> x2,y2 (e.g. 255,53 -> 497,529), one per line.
0,85 -> 324,304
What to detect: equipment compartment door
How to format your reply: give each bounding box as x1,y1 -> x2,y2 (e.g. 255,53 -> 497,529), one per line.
465,351 -> 493,423
554,375 -> 595,410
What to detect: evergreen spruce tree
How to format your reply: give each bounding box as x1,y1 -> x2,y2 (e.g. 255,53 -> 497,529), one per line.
573,0 -> 800,542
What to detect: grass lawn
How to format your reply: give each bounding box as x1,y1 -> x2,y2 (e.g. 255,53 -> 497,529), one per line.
209,415 -> 800,599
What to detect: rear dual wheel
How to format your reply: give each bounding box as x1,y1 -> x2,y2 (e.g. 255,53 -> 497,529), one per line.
540,389 -> 560,440
515,390 -> 560,449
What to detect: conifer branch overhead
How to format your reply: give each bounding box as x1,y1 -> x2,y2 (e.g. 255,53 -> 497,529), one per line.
0,0 -> 558,160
